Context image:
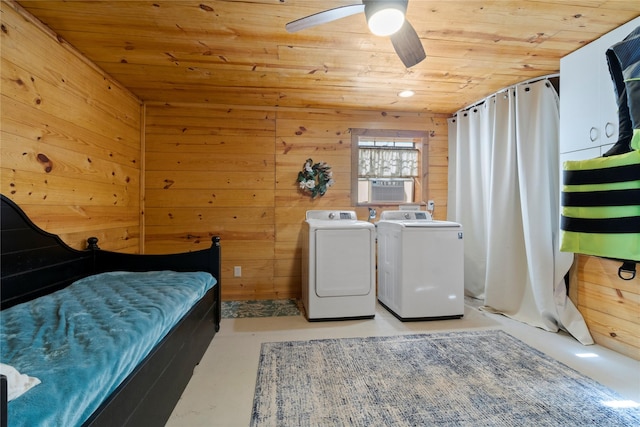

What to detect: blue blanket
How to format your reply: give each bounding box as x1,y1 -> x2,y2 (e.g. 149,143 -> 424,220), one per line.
0,270 -> 216,427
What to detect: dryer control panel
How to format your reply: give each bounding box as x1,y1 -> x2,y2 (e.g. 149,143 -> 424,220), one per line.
306,210 -> 357,220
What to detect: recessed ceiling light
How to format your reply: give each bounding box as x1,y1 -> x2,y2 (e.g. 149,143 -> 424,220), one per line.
398,90 -> 415,98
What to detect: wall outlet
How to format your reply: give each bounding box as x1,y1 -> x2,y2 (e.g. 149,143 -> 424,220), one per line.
427,200 -> 435,211
233,266 -> 242,277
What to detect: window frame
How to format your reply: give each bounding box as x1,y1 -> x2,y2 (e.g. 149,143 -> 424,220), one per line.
350,128 -> 429,206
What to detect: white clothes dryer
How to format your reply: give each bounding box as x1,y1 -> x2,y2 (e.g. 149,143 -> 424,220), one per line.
302,210 -> 376,321
376,210 -> 464,321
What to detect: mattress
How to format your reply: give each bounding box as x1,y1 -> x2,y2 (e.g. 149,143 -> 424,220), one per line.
0,270 -> 217,427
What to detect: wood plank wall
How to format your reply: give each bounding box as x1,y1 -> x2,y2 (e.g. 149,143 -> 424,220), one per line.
4,1 -> 637,361
144,102 -> 450,300
1,2 -> 143,252
571,256 -> 639,360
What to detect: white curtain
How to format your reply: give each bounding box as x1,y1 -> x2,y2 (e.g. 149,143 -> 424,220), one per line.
359,148 -> 418,177
449,79 -> 593,345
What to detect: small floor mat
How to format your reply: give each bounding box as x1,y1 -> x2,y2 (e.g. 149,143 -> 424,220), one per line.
221,299 -> 301,318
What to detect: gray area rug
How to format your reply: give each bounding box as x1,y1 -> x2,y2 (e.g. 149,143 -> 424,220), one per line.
221,299 -> 301,318
251,330 -> 640,426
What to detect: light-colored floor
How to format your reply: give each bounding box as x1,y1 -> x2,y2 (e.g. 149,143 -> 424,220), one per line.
167,301 -> 640,427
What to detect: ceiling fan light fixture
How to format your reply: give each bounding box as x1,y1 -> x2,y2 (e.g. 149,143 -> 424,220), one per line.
285,0 -> 424,67
367,9 -> 404,36
364,1 -> 407,36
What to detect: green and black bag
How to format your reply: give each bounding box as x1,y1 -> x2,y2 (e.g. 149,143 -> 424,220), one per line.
560,150 -> 640,263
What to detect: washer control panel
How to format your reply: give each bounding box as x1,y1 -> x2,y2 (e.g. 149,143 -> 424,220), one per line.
379,210 -> 433,221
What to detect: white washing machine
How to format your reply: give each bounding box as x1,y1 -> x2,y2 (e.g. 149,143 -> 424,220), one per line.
302,210 -> 376,321
376,210 -> 464,321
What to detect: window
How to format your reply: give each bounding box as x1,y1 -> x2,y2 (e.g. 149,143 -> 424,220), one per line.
351,129 -> 429,205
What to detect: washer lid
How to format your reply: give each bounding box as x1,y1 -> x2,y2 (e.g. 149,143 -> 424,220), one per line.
377,210 -> 461,228
400,220 -> 461,228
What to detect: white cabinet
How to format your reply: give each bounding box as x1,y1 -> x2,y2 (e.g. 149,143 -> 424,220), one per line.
560,38 -> 611,153
559,16 -> 640,157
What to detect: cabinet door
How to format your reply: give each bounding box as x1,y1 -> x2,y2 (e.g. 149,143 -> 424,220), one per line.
596,35 -> 619,148
597,17 -> 640,147
559,16 -> 640,154
560,42 -> 603,153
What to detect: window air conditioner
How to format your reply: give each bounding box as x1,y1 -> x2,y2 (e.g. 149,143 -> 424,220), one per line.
370,179 -> 407,203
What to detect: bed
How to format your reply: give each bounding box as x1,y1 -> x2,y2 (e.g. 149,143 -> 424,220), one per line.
0,194 -> 221,427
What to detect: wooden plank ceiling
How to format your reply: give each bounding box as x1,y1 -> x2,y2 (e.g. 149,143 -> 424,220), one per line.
14,0 -> 640,114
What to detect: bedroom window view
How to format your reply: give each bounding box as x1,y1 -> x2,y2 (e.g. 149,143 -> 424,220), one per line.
351,129 -> 428,205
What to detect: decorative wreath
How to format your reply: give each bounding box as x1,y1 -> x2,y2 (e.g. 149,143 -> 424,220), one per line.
297,158 -> 334,198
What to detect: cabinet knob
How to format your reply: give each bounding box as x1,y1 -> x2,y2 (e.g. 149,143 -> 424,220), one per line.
589,127 -> 599,142
605,122 -> 615,138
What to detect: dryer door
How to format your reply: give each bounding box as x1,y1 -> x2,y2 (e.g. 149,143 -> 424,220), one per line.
314,228 -> 373,297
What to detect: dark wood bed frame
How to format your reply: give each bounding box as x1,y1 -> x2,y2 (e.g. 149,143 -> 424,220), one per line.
0,194 -> 221,427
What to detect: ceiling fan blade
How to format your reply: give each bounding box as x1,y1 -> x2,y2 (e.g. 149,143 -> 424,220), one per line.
286,4 -> 365,33
390,20 -> 426,68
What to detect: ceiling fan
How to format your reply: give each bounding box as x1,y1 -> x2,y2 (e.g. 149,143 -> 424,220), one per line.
285,0 -> 426,68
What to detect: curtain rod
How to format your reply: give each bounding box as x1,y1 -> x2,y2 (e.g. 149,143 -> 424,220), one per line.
454,73 -> 560,115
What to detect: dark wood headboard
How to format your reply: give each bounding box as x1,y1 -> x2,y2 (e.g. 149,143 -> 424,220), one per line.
1,194 -> 221,313
1,195 -> 94,309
